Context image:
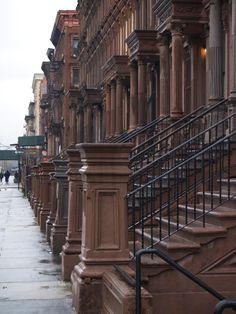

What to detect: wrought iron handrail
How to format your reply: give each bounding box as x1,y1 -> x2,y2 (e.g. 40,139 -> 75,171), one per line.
105,115 -> 169,143
135,248 -> 226,314
130,99 -> 227,169
128,128 -> 236,254
214,300 -> 236,313
129,110 -> 236,192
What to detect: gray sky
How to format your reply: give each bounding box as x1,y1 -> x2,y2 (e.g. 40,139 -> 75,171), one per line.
0,0 -> 76,147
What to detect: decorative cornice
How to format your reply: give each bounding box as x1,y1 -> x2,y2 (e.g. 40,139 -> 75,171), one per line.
80,87 -> 102,105
102,55 -> 129,83
126,30 -> 158,62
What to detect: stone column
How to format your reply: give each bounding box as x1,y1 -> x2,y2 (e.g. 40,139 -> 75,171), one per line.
110,80 -> 116,136
138,57 -> 147,125
190,38 -> 199,111
105,84 -> 111,138
50,160 -> 69,255
171,24 -> 184,118
115,77 -> 123,135
77,108 -> 84,143
70,103 -> 77,145
84,104 -> 93,142
61,149 -> 82,281
159,34 -> 170,117
208,0 -> 223,103
38,162 -> 54,232
71,143 -> 133,314
46,171 -> 57,243
129,61 -> 138,130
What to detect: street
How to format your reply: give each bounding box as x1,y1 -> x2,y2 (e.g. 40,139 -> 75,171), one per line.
0,181 -> 74,313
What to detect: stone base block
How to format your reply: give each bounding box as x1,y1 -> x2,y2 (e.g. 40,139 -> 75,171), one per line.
39,211 -> 50,232
61,251 -> 80,281
102,271 -> 152,314
50,227 -> 67,254
71,267 -> 102,314
46,220 -> 53,243
34,203 -> 39,221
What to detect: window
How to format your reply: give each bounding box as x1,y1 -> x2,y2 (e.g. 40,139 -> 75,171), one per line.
72,67 -> 79,87
72,37 -> 79,57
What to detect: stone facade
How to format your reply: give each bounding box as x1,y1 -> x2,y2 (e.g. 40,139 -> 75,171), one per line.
28,1 -> 236,314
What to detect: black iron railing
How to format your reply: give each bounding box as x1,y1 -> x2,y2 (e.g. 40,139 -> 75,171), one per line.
128,129 -> 236,254
135,248 -> 231,314
214,300 -> 236,313
130,99 -> 227,170
105,115 -> 169,144
129,111 -> 236,191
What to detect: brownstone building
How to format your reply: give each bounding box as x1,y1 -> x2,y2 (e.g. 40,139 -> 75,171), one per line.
41,10 -> 79,157
29,1 -> 236,313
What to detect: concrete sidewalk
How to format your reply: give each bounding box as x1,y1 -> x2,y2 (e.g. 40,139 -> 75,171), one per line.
0,185 -> 75,313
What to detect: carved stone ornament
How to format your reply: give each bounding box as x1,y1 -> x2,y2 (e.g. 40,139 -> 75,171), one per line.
158,31 -> 171,46
173,3 -> 203,17
171,23 -> 184,35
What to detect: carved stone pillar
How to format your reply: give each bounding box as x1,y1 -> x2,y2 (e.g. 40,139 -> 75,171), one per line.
70,103 -> 77,145
159,34 -> 170,117
171,24 -> 184,118
129,61 -> 138,130
84,104 -> 92,142
115,77 -> 123,135
110,80 -> 116,136
38,162 -> 54,232
138,57 -> 147,126
61,149 -> 82,281
50,160 -> 69,255
77,108 -> 84,143
46,171 -> 57,243
71,143 -> 133,314
190,38 -> 199,111
105,84 -> 111,138
208,0 -> 223,103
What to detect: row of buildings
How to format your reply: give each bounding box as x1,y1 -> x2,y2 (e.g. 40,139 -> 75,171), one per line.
23,1 -> 236,313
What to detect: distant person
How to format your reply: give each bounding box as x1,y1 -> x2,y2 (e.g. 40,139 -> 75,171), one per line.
0,172 -> 3,183
4,170 -> 10,184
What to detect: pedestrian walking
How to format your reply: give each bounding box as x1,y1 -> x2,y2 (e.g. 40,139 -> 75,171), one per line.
4,170 -> 10,184
0,172 -> 3,183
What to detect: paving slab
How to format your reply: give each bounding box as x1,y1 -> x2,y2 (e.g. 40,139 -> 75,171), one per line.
0,186 -> 75,314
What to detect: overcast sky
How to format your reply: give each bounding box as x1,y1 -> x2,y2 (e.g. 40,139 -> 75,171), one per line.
0,0 -> 76,147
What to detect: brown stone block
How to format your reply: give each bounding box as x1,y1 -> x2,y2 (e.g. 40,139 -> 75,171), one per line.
50,225 -> 67,255
46,220 -> 53,243
102,271 -> 152,314
71,266 -> 102,314
39,210 -> 50,232
61,251 -> 80,282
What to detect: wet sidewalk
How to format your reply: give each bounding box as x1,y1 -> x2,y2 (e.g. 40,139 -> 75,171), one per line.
0,183 -> 75,313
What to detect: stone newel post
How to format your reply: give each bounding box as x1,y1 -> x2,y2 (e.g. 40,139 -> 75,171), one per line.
61,149 -> 82,281
46,171 -> 56,243
71,143 -> 133,314
50,160 -> 69,255
38,162 -> 54,232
